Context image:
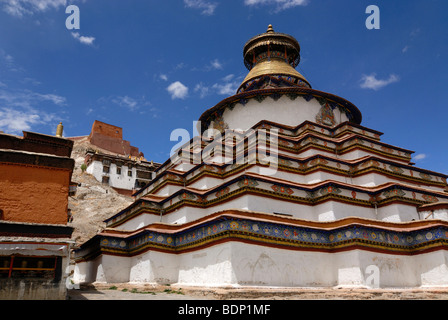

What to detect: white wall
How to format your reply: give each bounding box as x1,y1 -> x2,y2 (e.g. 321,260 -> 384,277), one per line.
178,243 -> 235,286
86,160 -> 138,190
74,242 -> 448,288
115,194 -> 422,231
129,250 -> 179,284
220,96 -> 349,132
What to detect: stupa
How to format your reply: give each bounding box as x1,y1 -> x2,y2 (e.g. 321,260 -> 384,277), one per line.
74,25 -> 448,288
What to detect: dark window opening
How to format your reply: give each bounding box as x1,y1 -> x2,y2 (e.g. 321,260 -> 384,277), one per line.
273,212 -> 293,217
0,256 -> 61,281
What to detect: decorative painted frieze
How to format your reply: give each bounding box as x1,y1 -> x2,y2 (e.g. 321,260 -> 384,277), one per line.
79,214 -> 448,261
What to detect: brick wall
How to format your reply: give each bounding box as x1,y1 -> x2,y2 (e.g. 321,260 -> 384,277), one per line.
88,120 -> 143,157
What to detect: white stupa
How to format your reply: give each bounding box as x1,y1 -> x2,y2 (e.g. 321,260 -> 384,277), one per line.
74,25 -> 448,288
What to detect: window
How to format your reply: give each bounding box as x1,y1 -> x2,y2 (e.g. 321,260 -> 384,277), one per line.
103,166 -> 110,173
102,176 -> 110,184
0,256 -> 61,281
116,167 -> 122,175
128,169 -> 133,177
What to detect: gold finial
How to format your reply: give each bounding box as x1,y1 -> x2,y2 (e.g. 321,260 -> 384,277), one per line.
267,24 -> 274,33
56,122 -> 63,137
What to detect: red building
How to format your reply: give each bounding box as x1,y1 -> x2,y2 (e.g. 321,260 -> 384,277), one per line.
0,126 -> 75,299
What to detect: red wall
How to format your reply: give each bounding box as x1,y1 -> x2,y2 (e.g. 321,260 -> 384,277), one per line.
0,164 -> 71,225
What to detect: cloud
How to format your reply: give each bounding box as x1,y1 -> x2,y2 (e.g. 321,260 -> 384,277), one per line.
184,0 -> 218,15
244,0 -> 308,12
2,0 -> 67,17
402,46 -> 410,53
34,93 -> 66,105
0,50 -> 24,73
222,74 -> 235,82
71,32 -> 96,46
210,59 -> 223,70
22,77 -> 41,86
194,83 -> 210,99
413,154 -> 427,161
212,82 -> 239,96
0,107 -> 42,133
194,74 -> 240,98
0,89 -> 64,134
159,74 -> 168,81
98,95 -> 151,112
359,74 -> 400,91
0,89 -> 66,108
112,96 -> 138,111
167,81 -> 189,100
0,50 -> 66,134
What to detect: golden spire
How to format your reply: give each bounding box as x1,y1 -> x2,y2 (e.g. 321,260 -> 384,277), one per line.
238,24 -> 311,93
56,122 -> 63,137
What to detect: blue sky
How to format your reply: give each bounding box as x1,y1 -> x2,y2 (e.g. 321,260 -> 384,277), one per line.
0,0 -> 447,175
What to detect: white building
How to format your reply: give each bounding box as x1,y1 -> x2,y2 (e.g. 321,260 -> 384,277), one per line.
85,150 -> 158,192
74,25 -> 448,289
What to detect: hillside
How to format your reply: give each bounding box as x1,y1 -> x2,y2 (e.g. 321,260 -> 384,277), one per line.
68,137 -> 133,246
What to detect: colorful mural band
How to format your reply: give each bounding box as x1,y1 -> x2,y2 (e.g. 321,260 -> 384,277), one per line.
88,215 -> 448,260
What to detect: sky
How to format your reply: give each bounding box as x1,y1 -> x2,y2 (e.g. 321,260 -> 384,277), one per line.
0,0 -> 447,175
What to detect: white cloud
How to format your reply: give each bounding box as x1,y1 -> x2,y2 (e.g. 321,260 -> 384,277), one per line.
98,95 -> 151,112
244,0 -> 308,12
402,46 -> 410,53
0,89 -> 66,108
194,83 -> 210,99
112,96 -> 138,111
210,59 -> 223,70
212,82 -> 238,96
0,51 -> 66,134
184,0 -> 217,15
222,74 -> 235,82
2,0 -> 67,17
35,93 -> 66,105
22,77 -> 41,86
414,154 -> 427,161
159,74 -> 168,81
0,107 -> 42,133
0,89 -> 62,134
359,74 -> 400,91
71,32 -> 95,46
167,81 -> 189,100
0,50 -> 24,73
194,74 -> 240,98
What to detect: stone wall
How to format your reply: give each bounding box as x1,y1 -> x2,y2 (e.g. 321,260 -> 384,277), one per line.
0,279 -> 68,300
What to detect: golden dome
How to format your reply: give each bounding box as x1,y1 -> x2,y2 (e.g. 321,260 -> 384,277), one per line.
238,25 -> 310,93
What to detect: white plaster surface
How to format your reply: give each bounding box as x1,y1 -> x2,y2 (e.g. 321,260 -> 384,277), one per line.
220,96 -> 349,132
75,243 -> 448,288
86,160 -> 139,190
